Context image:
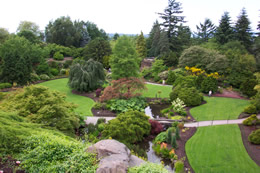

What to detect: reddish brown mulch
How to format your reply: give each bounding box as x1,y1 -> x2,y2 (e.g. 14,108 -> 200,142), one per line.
211,89 -> 247,100
0,157 -> 25,173
175,127 -> 197,173
239,124 -> 260,166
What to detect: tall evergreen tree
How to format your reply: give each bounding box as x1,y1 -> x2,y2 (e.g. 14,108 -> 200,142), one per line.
158,0 -> 185,39
136,31 -> 147,59
147,21 -> 161,57
234,8 -> 253,51
195,18 -> 216,43
215,12 -> 234,45
158,31 -> 170,55
110,36 -> 140,79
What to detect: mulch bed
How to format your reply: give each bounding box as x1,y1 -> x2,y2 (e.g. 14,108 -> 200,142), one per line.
175,127 -> 197,173
239,124 -> 260,166
0,157 -> 25,173
211,89 -> 248,100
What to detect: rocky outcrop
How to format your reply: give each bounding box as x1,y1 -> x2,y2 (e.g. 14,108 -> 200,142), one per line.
87,139 -> 145,173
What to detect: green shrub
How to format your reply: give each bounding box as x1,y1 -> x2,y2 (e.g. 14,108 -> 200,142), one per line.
160,107 -> 170,114
171,116 -> 185,120
0,92 -> 7,101
166,70 -> 176,85
97,118 -> 106,125
102,111 -> 151,143
36,61 -> 50,75
128,162 -> 169,173
107,97 -> 147,113
154,132 -> 167,143
97,123 -> 105,132
201,76 -> 218,93
60,68 -> 66,75
0,83 -> 12,89
173,76 -> 197,88
248,129 -> 260,144
243,114 -> 260,126
0,85 -> 80,135
50,68 -> 59,76
170,86 -> 203,106
240,79 -> 258,97
30,73 -> 40,82
175,127 -> 180,140
171,135 -> 178,149
151,59 -> 167,79
39,74 -> 50,80
175,160 -> 185,173
53,51 -> 64,60
158,71 -> 168,80
63,59 -> 73,68
244,105 -> 257,114
19,133 -> 98,172
141,67 -> 152,79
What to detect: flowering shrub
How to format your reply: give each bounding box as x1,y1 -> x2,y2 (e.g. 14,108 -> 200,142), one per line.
185,66 -> 220,79
172,98 -> 186,113
153,142 -> 178,160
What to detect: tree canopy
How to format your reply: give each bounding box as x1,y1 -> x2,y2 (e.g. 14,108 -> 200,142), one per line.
68,59 -> 105,92
110,36 -> 140,79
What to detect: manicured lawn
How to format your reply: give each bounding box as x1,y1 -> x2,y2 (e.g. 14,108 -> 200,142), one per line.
190,97 -> 249,121
38,78 -> 94,116
142,84 -> 172,98
186,125 -> 260,173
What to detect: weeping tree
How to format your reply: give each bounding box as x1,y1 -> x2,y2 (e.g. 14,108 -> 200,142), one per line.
68,59 -> 105,92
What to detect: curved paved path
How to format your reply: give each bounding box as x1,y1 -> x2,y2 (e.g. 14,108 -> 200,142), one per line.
85,115 -> 260,127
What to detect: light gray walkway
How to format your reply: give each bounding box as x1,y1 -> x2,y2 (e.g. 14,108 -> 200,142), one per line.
85,115 -> 260,127
184,115 -> 260,127
145,82 -> 172,87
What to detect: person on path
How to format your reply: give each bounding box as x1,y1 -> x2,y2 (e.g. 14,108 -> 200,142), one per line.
209,90 -> 212,97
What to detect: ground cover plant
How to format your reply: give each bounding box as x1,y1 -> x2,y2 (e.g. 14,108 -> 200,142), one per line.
0,85 -> 80,135
141,84 -> 172,98
186,125 -> 260,173
190,96 -> 249,121
38,78 -> 94,116
0,111 -> 98,172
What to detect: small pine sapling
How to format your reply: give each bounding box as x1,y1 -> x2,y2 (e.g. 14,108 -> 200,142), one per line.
171,135 -> 178,149
167,128 -> 172,143
175,127 -> 180,140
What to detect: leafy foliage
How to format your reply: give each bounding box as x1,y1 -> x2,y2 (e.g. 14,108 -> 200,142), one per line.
240,78 -> 257,97
106,97 -> 147,113
0,36 -> 44,85
136,31 -> 147,59
53,51 -> 64,60
248,129 -> 260,144
243,105 -> 257,114
68,59 -> 105,92
201,76 -> 218,93
102,110 -> 151,143
0,85 -> 80,135
242,114 -> 260,126
100,77 -> 146,102
149,120 -> 163,135
83,37 -> 112,63
128,162 -> 169,173
154,132 -> 167,143
151,59 -> 167,80
166,70 -> 176,84
110,36 -> 140,79
0,82 -> 12,89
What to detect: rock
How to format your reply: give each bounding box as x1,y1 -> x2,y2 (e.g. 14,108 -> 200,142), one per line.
87,139 -> 146,173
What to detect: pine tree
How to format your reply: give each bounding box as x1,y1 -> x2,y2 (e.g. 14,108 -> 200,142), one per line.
195,18 -> 216,43
234,8 -> 253,51
158,0 -> 185,39
158,31 -> 170,55
215,12 -> 234,45
175,127 -> 180,140
136,31 -> 147,59
68,59 -> 105,92
171,135 -> 178,149
147,21 -> 161,57
110,36 -> 140,79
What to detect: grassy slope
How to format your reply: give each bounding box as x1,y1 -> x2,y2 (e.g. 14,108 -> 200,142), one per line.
186,125 -> 260,173
142,84 -> 172,98
190,96 -> 249,121
38,78 -> 94,116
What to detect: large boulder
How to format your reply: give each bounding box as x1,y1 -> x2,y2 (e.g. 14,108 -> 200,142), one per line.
87,139 -> 145,173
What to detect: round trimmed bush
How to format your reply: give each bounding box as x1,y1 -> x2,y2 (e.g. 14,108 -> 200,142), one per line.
201,76 -> 218,93
240,79 -> 257,97
244,105 -> 257,114
39,74 -> 50,80
50,68 -> 59,76
248,129 -> 260,144
166,71 -> 176,85
53,52 -> 64,61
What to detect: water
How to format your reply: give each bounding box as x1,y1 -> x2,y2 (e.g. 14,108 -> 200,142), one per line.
138,140 -> 175,172
145,104 -> 171,119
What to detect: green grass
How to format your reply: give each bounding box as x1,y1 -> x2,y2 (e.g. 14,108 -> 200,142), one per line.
38,78 -> 94,116
186,125 -> 260,173
142,84 -> 172,98
190,97 -> 249,121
